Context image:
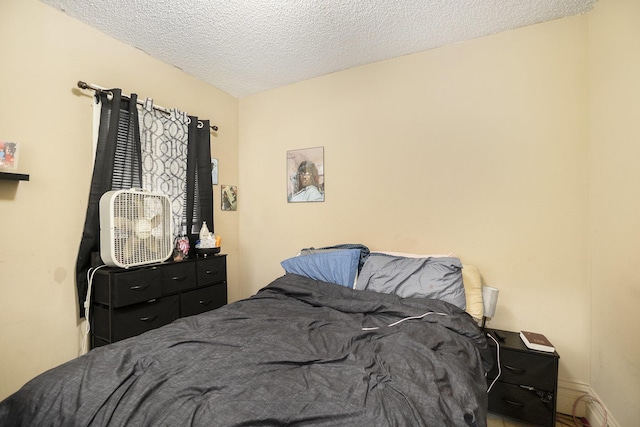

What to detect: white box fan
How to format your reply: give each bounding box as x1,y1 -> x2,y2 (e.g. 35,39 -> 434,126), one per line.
99,189 -> 173,268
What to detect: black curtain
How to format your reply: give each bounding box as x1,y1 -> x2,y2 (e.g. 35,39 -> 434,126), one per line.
75,92 -> 215,318
75,90 -> 142,317
186,117 -> 214,248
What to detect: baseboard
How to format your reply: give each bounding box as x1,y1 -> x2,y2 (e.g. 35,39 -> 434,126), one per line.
557,379 -> 591,416
557,379 -> 620,427
584,388 -> 619,427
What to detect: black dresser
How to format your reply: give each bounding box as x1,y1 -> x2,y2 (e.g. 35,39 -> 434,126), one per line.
90,255 -> 227,349
486,328 -> 560,426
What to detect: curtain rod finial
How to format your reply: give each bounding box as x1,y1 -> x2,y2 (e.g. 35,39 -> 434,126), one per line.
77,81 -> 89,90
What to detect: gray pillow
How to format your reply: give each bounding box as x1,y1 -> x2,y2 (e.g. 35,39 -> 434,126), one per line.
354,254 -> 466,310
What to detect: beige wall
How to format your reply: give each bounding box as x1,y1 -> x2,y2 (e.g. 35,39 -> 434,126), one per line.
589,0 -> 640,425
240,3 -> 640,422
240,12 -> 591,396
0,0 -> 239,400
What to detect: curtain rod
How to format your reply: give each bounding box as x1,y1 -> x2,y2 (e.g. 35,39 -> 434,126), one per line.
77,81 -> 219,132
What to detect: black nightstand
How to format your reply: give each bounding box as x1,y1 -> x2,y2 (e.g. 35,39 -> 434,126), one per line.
485,328 -> 560,427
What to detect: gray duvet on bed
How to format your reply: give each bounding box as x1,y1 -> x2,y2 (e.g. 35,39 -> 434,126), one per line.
0,274 -> 492,427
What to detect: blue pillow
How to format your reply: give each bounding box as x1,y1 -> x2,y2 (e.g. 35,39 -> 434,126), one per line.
354,254 -> 466,310
281,249 -> 360,287
299,244 -> 370,272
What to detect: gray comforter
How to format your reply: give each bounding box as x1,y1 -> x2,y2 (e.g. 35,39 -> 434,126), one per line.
0,274 -> 492,426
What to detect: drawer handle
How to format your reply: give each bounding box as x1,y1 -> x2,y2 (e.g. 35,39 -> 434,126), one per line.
205,270 -> 219,275
504,364 -> 526,375
199,299 -> 212,306
171,275 -> 187,282
139,314 -> 158,322
503,398 -> 525,407
130,284 -> 150,291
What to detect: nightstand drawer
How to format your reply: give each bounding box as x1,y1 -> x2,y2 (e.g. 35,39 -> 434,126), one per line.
180,283 -> 227,317
197,256 -> 226,287
487,347 -> 557,391
488,381 -> 554,427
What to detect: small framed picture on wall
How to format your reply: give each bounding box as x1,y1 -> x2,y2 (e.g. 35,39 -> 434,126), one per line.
0,140 -> 19,171
221,185 -> 237,211
287,146 -> 324,203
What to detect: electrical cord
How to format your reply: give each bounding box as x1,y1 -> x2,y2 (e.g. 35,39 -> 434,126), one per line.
361,311 -> 448,331
81,264 -> 107,355
573,394 -> 607,427
486,332 -> 501,393
557,412 -> 591,427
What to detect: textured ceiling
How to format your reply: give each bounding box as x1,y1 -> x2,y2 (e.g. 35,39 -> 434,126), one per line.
40,0 -> 597,98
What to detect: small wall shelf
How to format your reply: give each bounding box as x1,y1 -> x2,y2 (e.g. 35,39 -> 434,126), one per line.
0,172 -> 30,181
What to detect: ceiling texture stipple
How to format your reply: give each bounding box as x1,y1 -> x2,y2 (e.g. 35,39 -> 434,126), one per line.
40,0 -> 597,98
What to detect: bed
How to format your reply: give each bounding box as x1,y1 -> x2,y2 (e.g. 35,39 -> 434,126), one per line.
0,246 -> 493,426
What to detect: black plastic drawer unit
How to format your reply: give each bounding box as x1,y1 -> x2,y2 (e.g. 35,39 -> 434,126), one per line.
486,328 -> 560,427
90,255 -> 227,349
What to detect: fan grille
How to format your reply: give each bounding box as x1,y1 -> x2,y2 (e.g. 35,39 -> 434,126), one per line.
101,190 -> 173,268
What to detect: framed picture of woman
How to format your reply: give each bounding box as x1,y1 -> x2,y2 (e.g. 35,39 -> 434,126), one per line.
287,147 -> 324,203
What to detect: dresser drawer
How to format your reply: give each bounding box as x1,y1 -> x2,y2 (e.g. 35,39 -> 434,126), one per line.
94,296 -> 179,342
94,267 -> 163,308
488,381 -> 555,427
180,283 -> 227,317
162,261 -> 197,294
487,347 -> 557,391
197,256 -> 226,287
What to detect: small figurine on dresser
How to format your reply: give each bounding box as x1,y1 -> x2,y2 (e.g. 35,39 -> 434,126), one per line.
173,232 -> 190,262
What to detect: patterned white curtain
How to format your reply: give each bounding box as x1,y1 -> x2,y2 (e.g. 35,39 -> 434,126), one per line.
138,99 -> 190,234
